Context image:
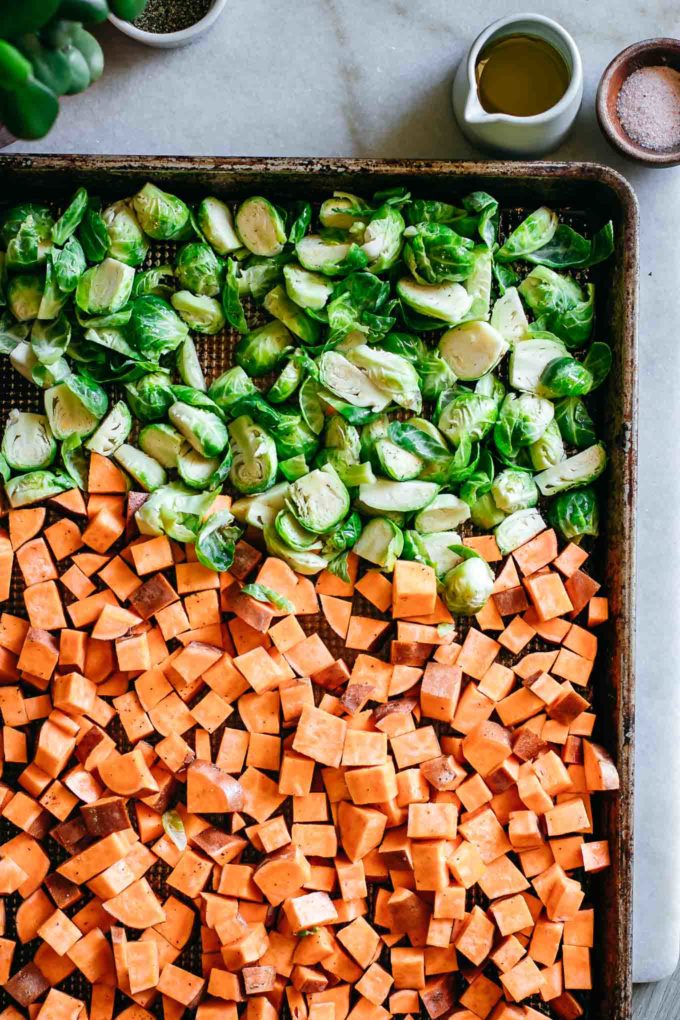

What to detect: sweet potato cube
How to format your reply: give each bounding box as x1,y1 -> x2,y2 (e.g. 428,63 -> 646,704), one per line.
500,957 -> 545,1001
419,662 -> 462,722
284,892 -> 338,933
293,706 -> 347,768
392,561 -> 437,619
513,529 -> 557,577
462,721 -> 512,777
235,646 -> 285,694
489,894 -> 534,936
187,761 -> 244,814
524,572 -> 573,622
455,905 -> 494,966
23,581 -> 66,631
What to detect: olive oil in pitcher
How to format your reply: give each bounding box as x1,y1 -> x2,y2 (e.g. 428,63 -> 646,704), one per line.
475,35 -> 570,117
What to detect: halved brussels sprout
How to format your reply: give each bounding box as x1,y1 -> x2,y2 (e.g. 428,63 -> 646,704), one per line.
5,469 -> 71,508
175,242 -> 223,296
358,478 -> 439,514
283,263 -> 334,310
269,356 -> 304,404
177,443 -> 232,491
125,371 -> 175,423
231,481 -> 289,528
132,183 -> 191,241
287,465 -> 350,534
296,235 -> 368,276
495,508 -> 546,555
442,552 -> 494,614
171,291 -> 226,335
263,522 -> 329,575
362,205 -> 405,273
548,486 -> 599,542
529,418 -> 566,471
228,414 -> 278,494
197,197 -> 242,255
508,335 -> 568,393
438,392 -> 498,445
38,260 -> 68,320
534,444 -> 606,496
7,274 -> 44,321
169,401 -> 229,459
319,192 -> 370,229
2,410 -> 56,471
102,201 -> 149,267
470,491 -> 506,530
420,531 -> 464,576
396,278 -> 473,324
53,236 -> 87,294
403,222 -> 475,285
139,423 -> 184,469
491,469 -> 539,513
113,444 -> 166,492
2,204 -> 54,253
519,266 -> 594,348
235,320 -> 293,377
464,247 -> 493,320
235,197 -> 287,256
263,285 -> 319,345
280,454 -> 309,482
348,345 -> 422,413
177,337 -> 207,391
318,351 -> 391,412
490,287 -> 530,345
494,393 -> 554,460
438,321 -> 508,381
85,400 -> 132,456
538,356 -> 593,398
275,509 -> 322,551
195,509 -> 241,572
45,380 -> 105,440
31,314 -> 70,365
136,482 -> 217,539
76,258 -> 135,316
414,493 -> 471,534
496,206 -> 558,262
9,341 -> 40,384
374,439 -> 422,481
354,517 -> 404,571
209,366 -> 256,414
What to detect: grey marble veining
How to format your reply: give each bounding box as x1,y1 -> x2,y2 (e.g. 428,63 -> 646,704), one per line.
6,0 -> 680,994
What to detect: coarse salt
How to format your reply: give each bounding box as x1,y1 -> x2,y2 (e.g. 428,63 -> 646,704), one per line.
616,65 -> 680,151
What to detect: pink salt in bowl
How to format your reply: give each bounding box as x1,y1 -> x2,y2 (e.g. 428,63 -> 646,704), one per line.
597,38 -> 680,166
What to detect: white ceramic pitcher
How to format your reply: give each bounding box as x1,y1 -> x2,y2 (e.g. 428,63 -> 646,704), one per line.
452,13 -> 583,157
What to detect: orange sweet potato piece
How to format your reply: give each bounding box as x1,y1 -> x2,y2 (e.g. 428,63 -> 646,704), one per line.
9,508 -> 45,550
98,749 -> 159,797
319,595 -> 352,640
88,453 -> 128,494
103,877 -> 166,929
187,761 -> 245,814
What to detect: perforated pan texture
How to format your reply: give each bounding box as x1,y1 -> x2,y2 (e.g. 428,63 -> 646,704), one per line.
0,158 -> 637,1020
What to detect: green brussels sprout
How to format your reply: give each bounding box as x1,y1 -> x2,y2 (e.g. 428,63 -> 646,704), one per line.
464,246 -> 493,320
176,337 -> 207,391
380,332 -> 427,363
360,415 -> 389,460
169,401 -> 229,459
534,444 -> 607,497
403,222 -> 475,284
222,258 -> 248,333
124,372 -> 175,422
529,418 -> 566,470
31,313 -> 71,365
53,236 -> 87,293
132,264 -> 174,300
85,400 -> 132,456
235,320 -> 293,378
197,197 -> 242,256
373,439 -> 422,481
554,397 -> 597,449
496,206 -> 558,261
6,217 -> 49,272
175,242 -> 223,296
235,196 -> 287,257
279,454 -> 309,482
231,481 -> 289,528
113,443 -> 166,492
470,491 -> 506,530
491,469 -> 539,513
318,351 -> 391,412
228,415 -> 278,494
420,531 -> 464,576
132,182 -> 192,241
274,509 -> 322,551
7,274 -> 44,321
495,508 -> 547,555
416,350 -> 457,401
136,482 -> 217,539
283,263 -> 334,310
362,205 -> 405,273
78,204 -> 110,263
438,321 -> 508,382
296,235 -> 368,276
539,356 -> 593,398
75,258 -> 135,316
414,493 -> 471,534
5,469 -> 71,508
0,314 -> 29,354
494,393 -> 554,460
238,252 -> 291,302
263,284 -> 320,345
44,376 -> 107,440
508,335 -> 568,393
396,278 -> 473,324
37,258 -> 68,321
323,512 -> 362,555
358,478 -> 439,514
268,355 -> 304,404
270,415 -> 319,462
52,188 -> 88,247
438,392 -> 498,445
548,486 -> 600,542
2,204 -> 53,251
348,344 -> 422,413
490,286 -> 530,345
209,366 -> 257,414
401,529 -> 433,567
9,340 -> 40,384
1,410 -> 56,471
319,192 -> 371,229
287,464 -> 349,535
138,423 -> 183,469
263,523 -> 329,576
354,516 -> 404,571
177,443 -> 231,491
101,200 -> 149,267
475,372 -> 506,408
442,550 -> 494,614
171,291 -> 225,335
195,509 -> 241,572
130,295 -> 190,360
60,434 -> 88,490
519,266 -> 594,348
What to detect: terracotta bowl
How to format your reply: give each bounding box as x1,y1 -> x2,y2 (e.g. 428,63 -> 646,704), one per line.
597,38 -> 680,166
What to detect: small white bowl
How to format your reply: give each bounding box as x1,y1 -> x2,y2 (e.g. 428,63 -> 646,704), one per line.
109,0 -> 227,48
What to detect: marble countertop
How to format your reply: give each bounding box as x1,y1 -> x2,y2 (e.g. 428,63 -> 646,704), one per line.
6,0 -> 680,990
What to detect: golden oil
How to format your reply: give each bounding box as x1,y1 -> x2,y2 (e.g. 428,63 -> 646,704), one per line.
475,35 -> 570,117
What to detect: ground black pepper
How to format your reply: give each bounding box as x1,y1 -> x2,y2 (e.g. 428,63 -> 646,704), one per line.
133,0 -> 214,33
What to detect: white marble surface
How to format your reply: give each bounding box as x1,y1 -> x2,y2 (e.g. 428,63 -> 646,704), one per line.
6,0 -> 680,985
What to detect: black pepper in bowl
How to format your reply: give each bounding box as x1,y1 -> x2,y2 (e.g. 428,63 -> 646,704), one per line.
133,0 -> 214,33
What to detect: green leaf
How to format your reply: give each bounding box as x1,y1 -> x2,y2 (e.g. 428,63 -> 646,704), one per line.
387,420 -> 450,460
162,809 -> 187,852
327,550 -> 350,583
241,583 -> 295,613
223,258 -> 248,333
